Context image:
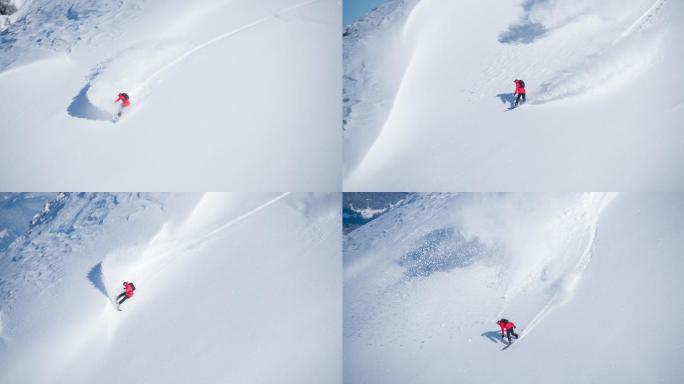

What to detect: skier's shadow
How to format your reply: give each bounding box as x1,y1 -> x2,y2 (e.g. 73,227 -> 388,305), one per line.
496,93 -> 516,109
481,330 -> 504,344
87,262 -> 109,299
67,84 -> 113,122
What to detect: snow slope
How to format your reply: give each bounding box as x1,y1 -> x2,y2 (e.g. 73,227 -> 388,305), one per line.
0,192 -> 55,250
344,193 -> 684,383
0,192 -> 341,384
343,0 -> 684,191
0,0 -> 341,191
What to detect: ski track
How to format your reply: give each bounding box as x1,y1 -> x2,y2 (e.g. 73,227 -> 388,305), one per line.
612,0 -> 667,46
127,192 -> 292,287
499,193 -> 617,347
132,0 -> 321,94
43,193 -> 293,378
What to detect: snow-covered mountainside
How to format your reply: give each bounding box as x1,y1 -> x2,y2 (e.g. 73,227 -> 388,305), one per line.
0,192 -> 341,384
344,193 -> 684,383
342,192 -> 411,233
0,0 -> 340,191
0,193 -> 55,251
343,0 -> 684,191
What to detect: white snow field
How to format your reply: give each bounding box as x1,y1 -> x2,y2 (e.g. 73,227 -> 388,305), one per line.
0,192 -> 341,384
0,0 -> 341,191
344,193 -> 684,383
343,0 -> 684,191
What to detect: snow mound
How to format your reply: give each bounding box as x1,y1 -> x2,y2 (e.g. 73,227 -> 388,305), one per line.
84,42 -> 186,117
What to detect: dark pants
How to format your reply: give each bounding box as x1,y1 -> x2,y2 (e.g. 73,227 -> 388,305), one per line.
506,328 -> 519,343
116,292 -> 128,305
515,93 -> 526,106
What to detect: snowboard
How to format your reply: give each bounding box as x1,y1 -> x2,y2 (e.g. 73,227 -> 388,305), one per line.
110,295 -> 123,311
501,334 -> 521,350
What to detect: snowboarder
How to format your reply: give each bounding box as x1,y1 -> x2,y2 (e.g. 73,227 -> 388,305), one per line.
513,79 -> 526,107
115,281 -> 136,307
114,92 -> 131,120
115,92 -> 131,108
497,318 -> 519,344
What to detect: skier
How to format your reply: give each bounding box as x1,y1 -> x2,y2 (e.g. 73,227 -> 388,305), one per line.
116,281 -> 136,307
115,92 -> 131,108
114,92 -> 131,119
513,79 -> 526,107
497,318 -> 519,344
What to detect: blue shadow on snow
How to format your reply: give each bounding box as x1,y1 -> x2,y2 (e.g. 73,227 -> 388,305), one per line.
67,84 -> 113,122
397,228 -> 487,278
498,0 -> 549,44
481,330 -> 504,344
87,262 -> 109,299
496,92 -> 516,108
498,22 -> 547,44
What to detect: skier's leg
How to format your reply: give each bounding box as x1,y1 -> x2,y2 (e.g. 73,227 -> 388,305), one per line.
116,293 -> 127,305
522,94 -> 526,104
512,330 -> 519,339
506,329 -> 512,343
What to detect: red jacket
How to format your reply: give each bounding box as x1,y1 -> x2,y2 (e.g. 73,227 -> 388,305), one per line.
124,282 -> 135,298
498,320 -> 516,336
115,93 -> 131,107
514,80 -> 526,95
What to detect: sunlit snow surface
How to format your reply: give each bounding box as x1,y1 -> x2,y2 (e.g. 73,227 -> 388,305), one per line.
0,192 -> 341,384
0,0 -> 341,191
344,193 -> 684,383
343,0 -> 684,190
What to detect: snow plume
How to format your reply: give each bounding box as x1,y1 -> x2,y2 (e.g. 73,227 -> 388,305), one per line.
86,41 -> 187,115
499,0 -> 669,103
504,0 -> 660,39
473,194 -> 618,335
99,193 -> 291,302
345,193 -> 618,344
533,0 -> 667,103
